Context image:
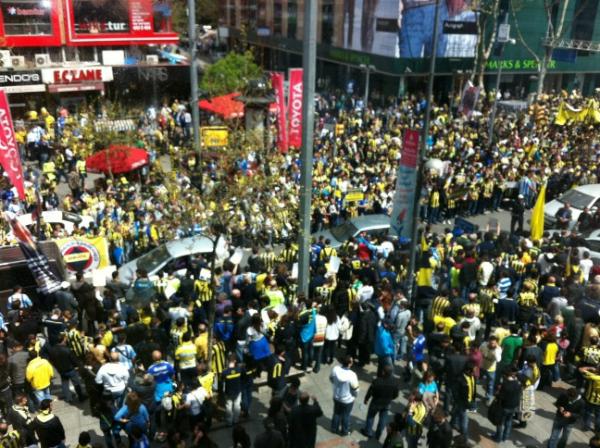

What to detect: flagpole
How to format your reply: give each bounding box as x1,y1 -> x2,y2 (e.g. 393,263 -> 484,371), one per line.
406,0 -> 441,303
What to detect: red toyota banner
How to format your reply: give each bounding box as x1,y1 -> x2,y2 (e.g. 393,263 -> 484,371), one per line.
287,68 -> 303,148
0,91 -> 25,200
271,72 -> 288,154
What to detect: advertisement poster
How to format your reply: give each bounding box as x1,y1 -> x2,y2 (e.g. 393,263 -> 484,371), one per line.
0,91 -> 25,200
287,68 -> 303,148
458,81 -> 480,117
65,0 -> 178,45
1,0 -> 53,35
390,129 -> 419,238
270,72 -> 288,154
201,126 -> 229,148
342,0 -> 477,58
56,236 -> 110,274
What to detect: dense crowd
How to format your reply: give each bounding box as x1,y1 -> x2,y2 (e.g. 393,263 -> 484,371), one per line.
0,87 -> 600,448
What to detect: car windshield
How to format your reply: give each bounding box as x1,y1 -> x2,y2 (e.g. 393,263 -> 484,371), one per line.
558,189 -> 595,210
136,244 -> 171,272
330,222 -> 359,241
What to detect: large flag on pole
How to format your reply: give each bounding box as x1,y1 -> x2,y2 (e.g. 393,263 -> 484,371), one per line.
270,72 -> 288,154
0,91 -> 25,200
5,213 -> 62,295
530,182 -> 547,241
287,68 -> 303,148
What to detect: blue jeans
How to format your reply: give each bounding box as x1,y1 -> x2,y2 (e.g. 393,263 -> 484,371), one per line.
547,419 -> 573,448
451,404 -> 469,438
312,344 -> 324,373
60,369 -> 83,402
584,402 -> 600,431
331,400 -> 354,435
33,387 -> 51,405
397,334 -> 408,360
301,340 -> 314,371
481,369 -> 496,400
399,2 -> 448,57
494,407 -> 517,441
364,406 -> 389,439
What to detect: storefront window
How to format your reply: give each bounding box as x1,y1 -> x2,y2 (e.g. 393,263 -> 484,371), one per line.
273,0 -> 282,35
1,0 -> 53,35
321,0 -> 334,45
287,0 -> 297,38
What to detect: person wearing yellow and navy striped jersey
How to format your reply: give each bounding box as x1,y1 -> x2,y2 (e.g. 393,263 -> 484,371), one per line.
451,362 -> 477,442
406,392 -> 428,447
222,355 -> 245,426
580,365 -> 600,431
175,332 -> 197,389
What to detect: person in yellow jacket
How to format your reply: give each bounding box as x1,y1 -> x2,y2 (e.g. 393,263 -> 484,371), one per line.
26,353 -> 54,404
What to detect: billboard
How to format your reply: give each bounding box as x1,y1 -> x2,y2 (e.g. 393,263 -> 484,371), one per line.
0,0 -> 62,46
342,0 -> 478,58
64,0 -> 178,45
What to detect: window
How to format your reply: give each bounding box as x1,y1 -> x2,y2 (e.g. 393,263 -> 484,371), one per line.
136,244 -> 171,272
572,0 -> 599,44
273,0 -> 282,35
1,0 -> 53,35
321,0 -> 334,45
558,189 -> 595,210
287,0 -> 297,38
330,222 -> 358,241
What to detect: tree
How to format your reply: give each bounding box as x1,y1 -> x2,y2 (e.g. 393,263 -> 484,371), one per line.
472,0 -> 502,89
537,0 -> 571,96
171,0 -> 219,36
200,51 -> 263,96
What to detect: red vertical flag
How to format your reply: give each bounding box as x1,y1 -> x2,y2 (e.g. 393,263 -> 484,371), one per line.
0,91 -> 25,200
270,72 -> 288,153
287,68 -> 303,148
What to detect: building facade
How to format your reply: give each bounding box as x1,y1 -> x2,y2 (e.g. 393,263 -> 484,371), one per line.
222,0 -> 600,100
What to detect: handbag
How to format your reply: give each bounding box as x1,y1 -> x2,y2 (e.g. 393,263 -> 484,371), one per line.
487,399 -> 503,426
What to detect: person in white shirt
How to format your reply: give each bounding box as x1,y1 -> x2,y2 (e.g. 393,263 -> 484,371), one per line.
479,336 -> 502,405
185,381 -> 208,427
95,352 -> 130,405
459,309 -> 481,342
324,308 -> 341,365
330,355 -> 359,436
312,309 -> 328,373
8,286 -> 33,309
478,255 -> 495,287
581,251 -> 594,283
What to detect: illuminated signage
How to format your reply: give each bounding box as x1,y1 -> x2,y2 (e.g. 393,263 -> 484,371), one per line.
41,66 -> 114,84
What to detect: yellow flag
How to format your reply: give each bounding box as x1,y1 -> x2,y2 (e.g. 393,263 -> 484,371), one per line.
421,232 -> 429,252
565,247 -> 572,277
530,183 -> 547,241
554,103 -> 567,126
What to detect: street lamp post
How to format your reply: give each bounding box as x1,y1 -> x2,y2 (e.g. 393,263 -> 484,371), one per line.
188,0 -> 202,185
297,0 -> 318,299
360,64 -> 376,106
406,0 -> 441,303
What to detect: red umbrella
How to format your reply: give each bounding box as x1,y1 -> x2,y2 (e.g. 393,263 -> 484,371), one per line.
199,93 -> 244,119
86,145 -> 149,174
199,92 -> 278,119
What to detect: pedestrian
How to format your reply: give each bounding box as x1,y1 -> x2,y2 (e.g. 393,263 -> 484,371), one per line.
547,387 -> 583,448
95,352 -> 130,407
479,336 -> 502,405
580,363 -> 600,432
330,355 -> 359,436
32,399 -> 66,448
360,364 -> 400,440
450,361 -> 476,442
222,354 -> 244,426
254,417 -> 285,448
288,392 -> 323,448
46,333 -> 87,403
427,407 -> 452,448
405,392 -> 428,448
25,351 -> 54,407
492,367 -> 522,443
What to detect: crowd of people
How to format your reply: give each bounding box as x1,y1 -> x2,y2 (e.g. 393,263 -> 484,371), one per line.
0,86 -> 599,448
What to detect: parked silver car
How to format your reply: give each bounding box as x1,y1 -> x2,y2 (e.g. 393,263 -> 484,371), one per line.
312,214 -> 390,249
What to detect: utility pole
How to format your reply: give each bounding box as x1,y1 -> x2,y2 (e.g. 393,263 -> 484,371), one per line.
360,64 -> 376,106
406,0 -> 441,303
188,0 -> 202,187
297,0 -> 317,299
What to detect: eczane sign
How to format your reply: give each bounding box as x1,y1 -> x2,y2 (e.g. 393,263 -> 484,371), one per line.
41,66 -> 114,84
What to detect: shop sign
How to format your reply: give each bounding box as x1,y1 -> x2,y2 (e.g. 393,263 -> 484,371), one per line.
42,66 -> 114,84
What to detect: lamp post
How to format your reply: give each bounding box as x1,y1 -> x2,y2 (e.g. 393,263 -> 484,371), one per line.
406,0 -> 441,304
188,0 -> 202,186
359,64 -> 376,106
297,0 -> 318,299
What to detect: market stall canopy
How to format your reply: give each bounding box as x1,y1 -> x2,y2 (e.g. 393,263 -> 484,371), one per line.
86,145 -> 149,174
199,92 -> 277,120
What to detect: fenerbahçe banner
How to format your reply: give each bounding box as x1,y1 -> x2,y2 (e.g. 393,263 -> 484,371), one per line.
56,236 -> 110,274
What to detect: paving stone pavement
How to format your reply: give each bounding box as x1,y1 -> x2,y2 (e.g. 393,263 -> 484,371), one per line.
50,358 -> 595,447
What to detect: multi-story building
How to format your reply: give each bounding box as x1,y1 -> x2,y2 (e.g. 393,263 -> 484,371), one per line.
222,0 -> 600,100
0,0 -> 188,116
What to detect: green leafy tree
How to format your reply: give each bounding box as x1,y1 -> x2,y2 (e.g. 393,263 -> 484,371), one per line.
200,51 -> 263,96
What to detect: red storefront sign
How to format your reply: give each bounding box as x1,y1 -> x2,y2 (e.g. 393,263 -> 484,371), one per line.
287,68 -> 303,148
0,90 -> 25,199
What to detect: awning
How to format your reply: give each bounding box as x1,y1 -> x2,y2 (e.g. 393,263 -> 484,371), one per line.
86,145 -> 149,174
199,92 -> 278,119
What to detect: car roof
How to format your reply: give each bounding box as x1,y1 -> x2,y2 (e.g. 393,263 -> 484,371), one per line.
573,184 -> 600,197
164,235 -> 215,259
350,214 -> 390,230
